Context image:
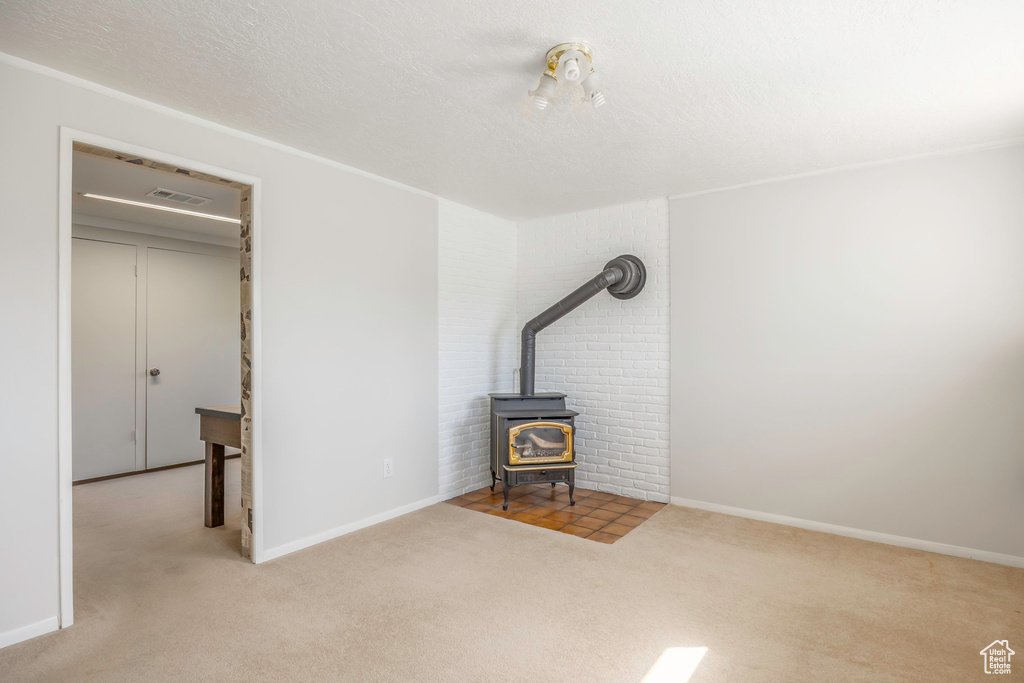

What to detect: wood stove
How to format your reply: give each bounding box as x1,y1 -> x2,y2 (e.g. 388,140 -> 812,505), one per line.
488,392 -> 578,510
489,254 -> 647,511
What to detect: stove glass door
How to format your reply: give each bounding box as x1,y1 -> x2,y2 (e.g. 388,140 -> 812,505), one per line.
508,421 -> 573,465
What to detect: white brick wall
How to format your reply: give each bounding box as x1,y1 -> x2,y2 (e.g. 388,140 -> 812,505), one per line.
438,200 -> 518,498
517,199 -> 671,501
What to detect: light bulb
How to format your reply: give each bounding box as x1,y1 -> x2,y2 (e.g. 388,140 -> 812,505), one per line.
581,71 -> 605,107
529,73 -> 557,110
562,57 -> 581,82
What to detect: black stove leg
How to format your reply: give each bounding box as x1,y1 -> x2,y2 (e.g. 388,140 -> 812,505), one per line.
490,469 -> 497,492
502,483 -> 511,511
551,482 -> 556,488
568,470 -> 576,506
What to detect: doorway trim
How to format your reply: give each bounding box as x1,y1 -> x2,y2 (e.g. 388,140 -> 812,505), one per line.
57,127 -> 266,629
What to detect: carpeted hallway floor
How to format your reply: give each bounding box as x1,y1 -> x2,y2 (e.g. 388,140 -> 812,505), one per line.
1,461 -> 1021,682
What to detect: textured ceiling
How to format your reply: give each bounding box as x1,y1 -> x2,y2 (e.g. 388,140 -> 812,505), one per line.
3,0 -> 1024,219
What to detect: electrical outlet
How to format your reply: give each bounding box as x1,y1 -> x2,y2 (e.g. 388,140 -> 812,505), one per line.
383,458 -> 394,479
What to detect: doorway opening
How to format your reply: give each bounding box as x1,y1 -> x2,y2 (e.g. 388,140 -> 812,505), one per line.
58,130 -> 262,630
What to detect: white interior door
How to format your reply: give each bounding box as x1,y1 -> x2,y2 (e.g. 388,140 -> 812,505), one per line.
72,238 -> 138,481
146,247 -> 239,468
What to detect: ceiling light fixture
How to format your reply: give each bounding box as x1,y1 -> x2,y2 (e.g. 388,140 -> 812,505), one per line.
80,193 -> 241,224
529,42 -> 605,111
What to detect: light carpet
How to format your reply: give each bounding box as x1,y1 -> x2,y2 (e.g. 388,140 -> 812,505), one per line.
1,460 -> 1021,682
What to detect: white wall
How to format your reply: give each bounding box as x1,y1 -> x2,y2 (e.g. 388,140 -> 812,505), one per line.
671,144 -> 1024,559
518,200 -> 671,501
0,57 -> 439,644
437,200 -> 518,497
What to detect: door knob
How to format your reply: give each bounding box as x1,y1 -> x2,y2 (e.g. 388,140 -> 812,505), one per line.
149,368 -> 161,376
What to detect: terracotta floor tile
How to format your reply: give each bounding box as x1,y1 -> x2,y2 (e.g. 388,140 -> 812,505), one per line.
574,516 -> 609,531
503,500 -> 533,513
601,523 -> 633,536
613,514 -> 646,528
543,510 -> 575,524
513,508 -> 553,523
560,504 -> 596,515
533,517 -> 567,531
454,483 -> 655,543
560,524 -> 595,538
546,510 -> 589,524
587,531 -> 620,544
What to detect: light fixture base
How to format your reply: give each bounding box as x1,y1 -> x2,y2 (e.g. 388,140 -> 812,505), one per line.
544,42 -> 594,76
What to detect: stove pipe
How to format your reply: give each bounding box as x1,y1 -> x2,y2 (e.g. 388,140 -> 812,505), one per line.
520,254 -> 646,396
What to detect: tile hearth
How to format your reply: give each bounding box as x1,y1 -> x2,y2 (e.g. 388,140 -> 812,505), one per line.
445,483 -> 665,543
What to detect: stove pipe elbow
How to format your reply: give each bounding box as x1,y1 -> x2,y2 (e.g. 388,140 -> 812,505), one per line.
520,254 -> 646,397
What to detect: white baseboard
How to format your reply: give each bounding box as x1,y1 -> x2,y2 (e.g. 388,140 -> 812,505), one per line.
0,616 -> 59,650
260,494 -> 442,563
670,497 -> 1024,569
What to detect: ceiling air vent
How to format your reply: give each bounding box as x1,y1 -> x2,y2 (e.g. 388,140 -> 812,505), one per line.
145,187 -> 212,207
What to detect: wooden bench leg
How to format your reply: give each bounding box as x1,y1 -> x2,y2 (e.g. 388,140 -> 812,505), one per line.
205,441 -> 225,528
